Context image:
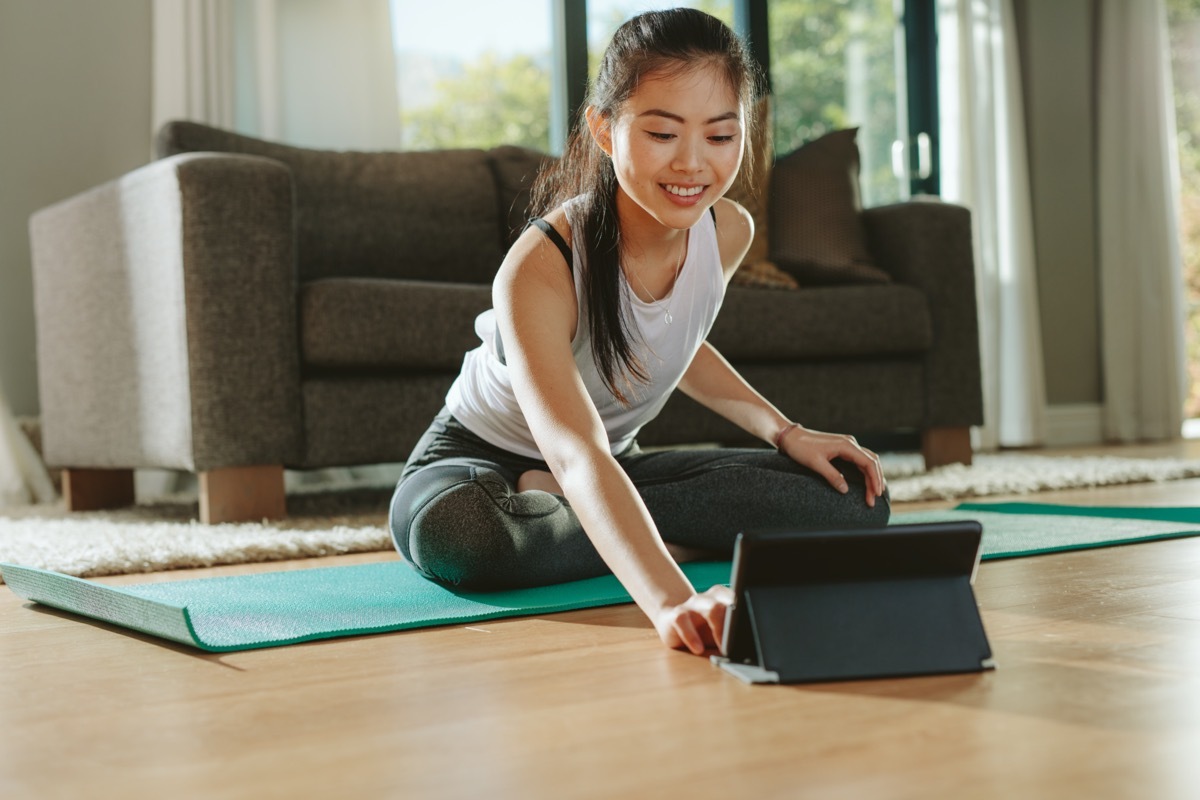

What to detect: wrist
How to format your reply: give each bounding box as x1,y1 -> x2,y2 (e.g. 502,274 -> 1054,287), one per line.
773,421 -> 801,450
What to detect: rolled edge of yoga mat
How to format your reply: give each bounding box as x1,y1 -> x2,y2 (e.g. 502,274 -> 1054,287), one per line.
1,563 -> 201,648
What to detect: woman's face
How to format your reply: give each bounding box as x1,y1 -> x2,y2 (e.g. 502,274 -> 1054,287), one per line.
590,63 -> 745,231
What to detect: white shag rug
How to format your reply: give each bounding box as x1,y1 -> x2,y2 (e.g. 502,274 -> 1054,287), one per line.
1,453 -> 1198,583
883,452 -> 1200,502
0,487 -> 394,584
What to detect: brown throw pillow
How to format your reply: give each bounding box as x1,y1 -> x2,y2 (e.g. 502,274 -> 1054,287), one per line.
730,259 -> 800,289
490,145 -> 557,247
769,128 -> 890,285
725,97 -> 798,290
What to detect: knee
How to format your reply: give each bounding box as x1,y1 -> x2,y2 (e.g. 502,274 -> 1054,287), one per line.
868,486 -> 892,526
828,457 -> 891,524
389,460 -> 502,586
389,460 -> 564,588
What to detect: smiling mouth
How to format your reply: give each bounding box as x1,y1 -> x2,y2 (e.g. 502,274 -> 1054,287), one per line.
662,184 -> 706,197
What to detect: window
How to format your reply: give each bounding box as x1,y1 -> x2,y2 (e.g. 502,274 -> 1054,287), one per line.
386,0 -> 934,214
389,0 -> 554,151
769,0 -> 909,207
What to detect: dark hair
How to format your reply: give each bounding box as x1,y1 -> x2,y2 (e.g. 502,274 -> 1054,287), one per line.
530,8 -> 761,405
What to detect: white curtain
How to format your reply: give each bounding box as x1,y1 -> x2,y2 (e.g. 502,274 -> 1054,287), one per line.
0,388 -> 56,508
152,0 -> 401,150
152,0 -> 237,136
1096,0 -> 1188,442
937,0 -> 1046,450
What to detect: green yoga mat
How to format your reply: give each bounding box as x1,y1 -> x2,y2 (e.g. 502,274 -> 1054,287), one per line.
4,504 -> 1199,653
0,559 -> 732,653
896,503 -> 1200,559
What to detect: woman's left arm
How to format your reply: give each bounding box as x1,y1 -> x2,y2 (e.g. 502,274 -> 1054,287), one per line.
676,342 -> 885,506
677,199 -> 886,506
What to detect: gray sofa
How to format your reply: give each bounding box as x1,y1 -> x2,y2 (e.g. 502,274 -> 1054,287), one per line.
30,121 -> 982,522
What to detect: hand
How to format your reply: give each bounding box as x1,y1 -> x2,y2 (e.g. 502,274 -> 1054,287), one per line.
654,585 -> 734,655
777,424 -> 887,508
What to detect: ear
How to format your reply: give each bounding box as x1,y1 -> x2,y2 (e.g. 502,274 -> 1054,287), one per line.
585,106 -> 613,157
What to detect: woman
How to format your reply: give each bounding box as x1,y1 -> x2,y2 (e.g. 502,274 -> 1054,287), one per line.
391,8 -> 889,656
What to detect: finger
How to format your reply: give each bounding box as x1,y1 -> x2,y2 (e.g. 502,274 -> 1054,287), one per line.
812,459 -> 849,494
840,445 -> 884,503
704,602 -> 728,653
861,447 -> 886,497
673,612 -> 707,655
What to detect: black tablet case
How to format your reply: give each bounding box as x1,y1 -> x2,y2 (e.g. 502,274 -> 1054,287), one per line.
715,521 -> 995,684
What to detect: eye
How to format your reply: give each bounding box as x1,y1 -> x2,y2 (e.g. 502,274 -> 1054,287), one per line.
709,135 -> 737,144
647,131 -> 676,142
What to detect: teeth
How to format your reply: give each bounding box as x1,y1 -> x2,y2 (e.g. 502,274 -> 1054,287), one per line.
664,184 -> 704,197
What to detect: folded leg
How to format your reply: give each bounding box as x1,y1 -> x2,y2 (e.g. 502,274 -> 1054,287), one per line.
620,447 -> 891,554
389,458 -> 608,589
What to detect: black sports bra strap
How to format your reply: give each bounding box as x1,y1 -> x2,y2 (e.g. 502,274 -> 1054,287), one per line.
529,207 -> 714,270
528,217 -> 573,272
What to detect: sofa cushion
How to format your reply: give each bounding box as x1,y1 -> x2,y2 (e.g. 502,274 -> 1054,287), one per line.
156,121 -> 506,284
769,128 -> 892,286
301,278 -> 930,372
709,284 -> 932,361
300,278 -> 493,371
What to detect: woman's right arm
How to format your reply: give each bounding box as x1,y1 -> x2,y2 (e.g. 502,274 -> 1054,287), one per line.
492,217 -> 729,655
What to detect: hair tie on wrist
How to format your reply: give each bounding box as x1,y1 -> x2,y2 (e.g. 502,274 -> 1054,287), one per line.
773,422 -> 800,450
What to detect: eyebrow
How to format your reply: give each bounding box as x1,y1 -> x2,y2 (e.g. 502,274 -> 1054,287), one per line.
636,109 -> 740,124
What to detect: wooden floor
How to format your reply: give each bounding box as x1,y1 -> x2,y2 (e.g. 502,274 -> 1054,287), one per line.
3,440 -> 1200,799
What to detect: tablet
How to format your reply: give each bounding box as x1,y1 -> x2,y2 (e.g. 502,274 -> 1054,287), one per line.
714,521 -> 995,684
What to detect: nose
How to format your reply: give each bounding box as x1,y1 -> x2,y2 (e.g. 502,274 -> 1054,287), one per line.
671,136 -> 703,174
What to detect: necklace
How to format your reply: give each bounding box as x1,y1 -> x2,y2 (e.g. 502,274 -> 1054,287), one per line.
628,233 -> 687,325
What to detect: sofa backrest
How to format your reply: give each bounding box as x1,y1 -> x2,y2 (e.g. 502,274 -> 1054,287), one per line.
156,121 -> 551,284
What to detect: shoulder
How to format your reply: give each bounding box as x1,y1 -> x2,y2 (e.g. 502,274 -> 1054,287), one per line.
500,205 -> 573,280
711,197 -> 754,278
493,205 -> 577,338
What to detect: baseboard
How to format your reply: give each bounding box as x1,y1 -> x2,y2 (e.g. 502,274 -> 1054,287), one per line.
1044,403 -> 1104,447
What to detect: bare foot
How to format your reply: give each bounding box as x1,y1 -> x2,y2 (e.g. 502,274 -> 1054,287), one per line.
517,469 -> 563,495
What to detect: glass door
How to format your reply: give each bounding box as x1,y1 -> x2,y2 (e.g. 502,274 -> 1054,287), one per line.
389,0 -> 555,151
768,0 -> 914,207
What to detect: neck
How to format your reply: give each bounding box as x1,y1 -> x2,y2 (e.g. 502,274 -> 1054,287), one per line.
613,186 -> 689,260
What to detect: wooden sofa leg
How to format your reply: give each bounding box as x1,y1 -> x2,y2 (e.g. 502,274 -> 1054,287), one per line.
62,468 -> 135,512
199,465 -> 286,524
921,427 -> 973,469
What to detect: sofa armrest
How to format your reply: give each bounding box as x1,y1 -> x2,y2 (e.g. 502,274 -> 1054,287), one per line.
31,153 -> 303,472
861,200 -> 984,427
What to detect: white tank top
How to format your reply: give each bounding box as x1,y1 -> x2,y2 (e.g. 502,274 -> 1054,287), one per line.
445,197 -> 727,459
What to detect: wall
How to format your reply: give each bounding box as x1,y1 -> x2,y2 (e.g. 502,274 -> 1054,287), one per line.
0,0 -> 153,416
1013,0 -> 1103,410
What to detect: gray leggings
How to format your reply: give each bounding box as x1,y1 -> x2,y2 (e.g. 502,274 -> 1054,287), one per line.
389,408 -> 890,589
